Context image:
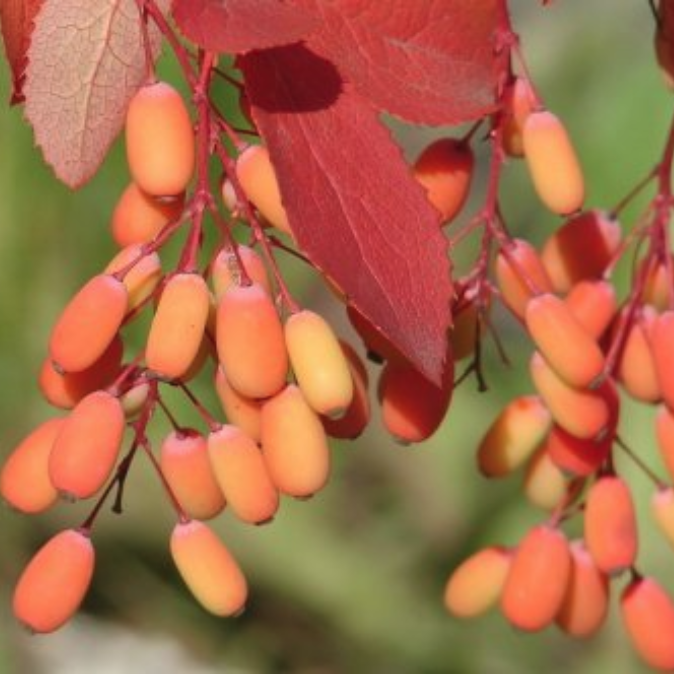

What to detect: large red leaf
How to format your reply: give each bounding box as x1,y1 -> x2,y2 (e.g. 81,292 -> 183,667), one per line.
0,0 -> 44,104
172,0 -> 318,53
23,0 -> 169,188
240,45 -> 453,385
301,0 -> 499,125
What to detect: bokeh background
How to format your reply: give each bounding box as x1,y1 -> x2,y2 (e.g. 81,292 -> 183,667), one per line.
0,2 -> 671,673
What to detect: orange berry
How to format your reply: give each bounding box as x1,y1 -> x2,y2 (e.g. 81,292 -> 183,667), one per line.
208,425 -> 279,525
541,210 -> 621,293
584,475 -> 637,575
502,77 -> 535,157
13,529 -> 95,633
651,487 -> 674,550
39,334 -> 124,409
494,238 -> 554,319
212,245 -> 271,300
214,366 -> 263,443
104,245 -> 162,312
378,359 -> 453,444
656,405 -> 674,482
565,279 -> 617,340
641,255 -> 674,311
216,283 -> 288,399
522,446 -> 569,511
119,380 -> 150,419
170,520 -> 247,616
160,429 -> 225,520
235,144 -> 290,234
477,395 -> 551,478
545,425 -> 611,477
1,418 -> 63,514
146,273 -> 211,381
285,310 -> 354,418
522,109 -> 584,215
556,540 -> 609,638
49,274 -> 128,373
260,384 -> 330,498
444,546 -> 512,618
500,524 -> 571,631
651,310 -> 674,411
322,340 -> 371,440
530,352 -> 618,440
621,577 -> 674,671
125,81 -> 195,197
526,293 -> 605,388
111,182 -> 184,247
49,390 -> 125,500
413,137 -> 474,223
616,307 -> 661,404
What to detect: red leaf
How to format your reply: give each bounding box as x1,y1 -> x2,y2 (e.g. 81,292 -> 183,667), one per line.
23,0 -> 169,188
0,0 -> 44,104
172,0 -> 318,53
301,0 -> 499,125
240,45 -> 453,385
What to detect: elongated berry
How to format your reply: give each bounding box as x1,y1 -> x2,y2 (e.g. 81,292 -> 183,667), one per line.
1,418 -> 63,513
494,239 -> 554,319
208,425 -> 279,524
214,366 -> 263,442
413,137 -> 474,223
502,77 -> 535,157
49,274 -> 128,373
565,279 -> 617,340
170,520 -> 247,616
39,334 -> 124,409
13,529 -> 95,633
584,475 -> 637,575
216,283 -> 288,399
378,359 -> 453,444
556,540 -> 609,638
444,546 -> 511,618
450,290 -> 488,361
530,353 -> 618,440
236,144 -> 290,234
322,340 -> 371,440
104,245 -> 162,312
285,310 -> 353,418
651,488 -> 674,550
545,425 -> 612,477
621,577 -> 674,670
477,395 -> 551,478
651,310 -> 674,410
111,182 -> 184,247
523,109 -> 584,215
49,390 -> 125,500
212,245 -> 271,300
500,524 -> 571,631
260,384 -> 330,498
160,429 -> 225,520
541,210 -> 621,293
656,405 -> 674,483
146,273 -> 211,381
616,307 -> 661,403
522,446 -> 569,511
526,293 -> 605,388
641,255 -> 674,311
126,81 -> 195,197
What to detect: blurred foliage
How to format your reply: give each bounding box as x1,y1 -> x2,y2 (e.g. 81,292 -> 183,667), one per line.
0,3 -> 671,673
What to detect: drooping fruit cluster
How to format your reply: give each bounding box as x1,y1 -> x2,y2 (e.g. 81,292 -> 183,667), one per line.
442,34 -> 674,666
2,3 -> 674,672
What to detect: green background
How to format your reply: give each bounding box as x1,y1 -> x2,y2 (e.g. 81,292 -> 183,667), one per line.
0,3 -> 672,673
